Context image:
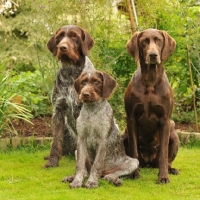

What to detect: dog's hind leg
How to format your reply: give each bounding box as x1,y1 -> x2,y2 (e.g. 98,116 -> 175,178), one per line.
103,157 -> 139,186
44,98 -> 66,168
168,120 -> 179,175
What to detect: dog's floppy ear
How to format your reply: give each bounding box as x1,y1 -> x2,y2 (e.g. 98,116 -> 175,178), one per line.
102,72 -> 117,99
126,32 -> 140,62
81,28 -> 94,56
47,28 -> 61,56
161,30 -> 176,61
74,76 -> 81,94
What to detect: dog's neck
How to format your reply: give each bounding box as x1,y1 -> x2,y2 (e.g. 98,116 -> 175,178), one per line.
60,54 -> 85,67
82,98 -> 106,114
139,58 -> 164,90
57,56 -> 86,87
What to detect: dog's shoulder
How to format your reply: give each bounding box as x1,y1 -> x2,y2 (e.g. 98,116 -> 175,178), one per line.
83,56 -> 95,72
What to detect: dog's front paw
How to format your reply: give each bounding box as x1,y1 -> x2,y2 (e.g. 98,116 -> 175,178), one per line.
157,176 -> 170,184
62,175 -> 75,183
69,179 -> 83,189
85,180 -> 98,189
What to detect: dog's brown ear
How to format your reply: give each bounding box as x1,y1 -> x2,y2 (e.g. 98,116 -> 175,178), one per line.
126,32 -> 140,62
161,30 -> 176,61
102,72 -> 117,99
81,28 -> 94,56
47,28 -> 61,56
74,77 -> 81,94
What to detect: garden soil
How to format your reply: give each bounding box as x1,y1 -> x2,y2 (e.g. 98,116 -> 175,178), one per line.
1,116 -> 196,138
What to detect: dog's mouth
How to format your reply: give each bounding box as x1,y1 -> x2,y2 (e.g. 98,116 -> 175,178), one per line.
79,93 -> 100,104
145,56 -> 161,65
57,48 -> 80,64
59,54 -> 75,64
82,99 -> 94,103
148,60 -> 160,65
80,97 -> 96,103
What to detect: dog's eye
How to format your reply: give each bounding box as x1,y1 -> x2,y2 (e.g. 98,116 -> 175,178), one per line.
81,80 -> 87,85
56,36 -> 63,44
93,80 -> 100,85
155,37 -> 161,42
142,38 -> 149,44
91,78 -> 102,85
70,32 -> 77,39
55,32 -> 65,44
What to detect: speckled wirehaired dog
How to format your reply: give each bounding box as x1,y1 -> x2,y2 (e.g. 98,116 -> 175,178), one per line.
44,25 -> 95,168
62,70 -> 139,188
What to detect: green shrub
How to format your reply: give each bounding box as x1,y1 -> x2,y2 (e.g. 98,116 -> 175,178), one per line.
1,0 -> 200,125
9,70 -> 52,116
0,61 -> 32,136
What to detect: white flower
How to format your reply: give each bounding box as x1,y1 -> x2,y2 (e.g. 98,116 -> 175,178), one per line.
5,0 -> 12,9
9,9 -> 14,14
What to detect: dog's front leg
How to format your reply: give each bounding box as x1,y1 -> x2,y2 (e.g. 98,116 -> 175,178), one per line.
85,139 -> 107,189
44,97 -> 66,168
157,120 -> 170,184
70,139 -> 87,188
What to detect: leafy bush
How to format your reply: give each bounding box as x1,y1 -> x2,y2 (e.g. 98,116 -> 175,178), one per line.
1,0 -> 200,126
0,61 -> 32,136
9,70 -> 52,116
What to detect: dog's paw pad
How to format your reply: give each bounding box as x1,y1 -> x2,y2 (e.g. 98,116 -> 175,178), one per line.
103,175 -> 122,186
157,177 -> 170,184
85,181 -> 98,189
62,175 -> 75,183
114,178 -> 122,186
43,162 -> 58,168
69,180 -> 83,188
168,168 -> 179,175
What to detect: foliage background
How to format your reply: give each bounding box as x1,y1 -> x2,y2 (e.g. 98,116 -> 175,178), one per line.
0,0 -> 200,133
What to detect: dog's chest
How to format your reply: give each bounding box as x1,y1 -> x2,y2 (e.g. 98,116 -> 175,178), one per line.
57,65 -> 83,104
76,102 -> 112,159
134,85 -> 166,120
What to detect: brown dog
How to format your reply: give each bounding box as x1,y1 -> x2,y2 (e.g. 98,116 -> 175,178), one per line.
62,70 -> 139,188
44,25 -> 95,168
122,29 -> 180,183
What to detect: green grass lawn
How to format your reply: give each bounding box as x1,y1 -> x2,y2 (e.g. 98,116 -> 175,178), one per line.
0,145 -> 200,200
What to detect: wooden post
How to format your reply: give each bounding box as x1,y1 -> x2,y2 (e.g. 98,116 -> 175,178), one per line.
186,45 -> 199,132
126,0 -> 136,34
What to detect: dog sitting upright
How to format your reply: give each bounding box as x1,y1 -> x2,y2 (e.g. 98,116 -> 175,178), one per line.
44,25 -> 95,168
62,70 -> 139,188
122,29 -> 179,183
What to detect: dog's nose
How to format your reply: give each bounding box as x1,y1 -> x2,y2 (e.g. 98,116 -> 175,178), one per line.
149,52 -> 158,58
59,44 -> 68,51
82,92 -> 90,98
